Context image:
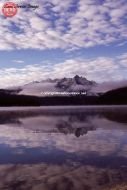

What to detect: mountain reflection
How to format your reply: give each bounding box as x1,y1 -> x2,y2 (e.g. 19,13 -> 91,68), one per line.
0,110 -> 97,136
56,120 -> 95,137
0,107 -> 127,189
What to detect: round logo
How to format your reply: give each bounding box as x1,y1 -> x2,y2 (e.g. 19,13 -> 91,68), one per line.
2,2 -> 18,17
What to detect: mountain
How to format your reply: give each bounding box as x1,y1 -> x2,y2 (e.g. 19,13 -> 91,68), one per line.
6,76 -> 127,97
56,75 -> 96,91
13,75 -> 97,96
0,86 -> 127,106
0,75 -> 127,106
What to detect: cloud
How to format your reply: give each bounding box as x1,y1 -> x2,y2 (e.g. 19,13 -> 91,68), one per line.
0,52 -> 127,88
117,53 -> 127,68
92,80 -> 127,93
0,0 -> 127,50
12,60 -> 24,63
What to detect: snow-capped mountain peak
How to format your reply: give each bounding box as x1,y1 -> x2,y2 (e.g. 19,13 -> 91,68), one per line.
16,75 -> 96,96
56,75 -> 96,91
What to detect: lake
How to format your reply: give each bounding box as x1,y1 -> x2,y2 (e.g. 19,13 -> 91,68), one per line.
0,106 -> 127,190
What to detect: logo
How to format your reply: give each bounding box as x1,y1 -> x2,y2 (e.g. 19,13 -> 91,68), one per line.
2,2 -> 18,17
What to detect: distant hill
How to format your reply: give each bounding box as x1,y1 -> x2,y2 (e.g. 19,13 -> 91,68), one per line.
99,87 -> 127,105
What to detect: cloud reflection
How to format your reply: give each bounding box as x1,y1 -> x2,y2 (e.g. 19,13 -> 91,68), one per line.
0,109 -> 126,160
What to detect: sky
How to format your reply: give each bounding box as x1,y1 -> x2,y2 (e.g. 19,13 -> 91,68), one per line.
0,0 -> 127,87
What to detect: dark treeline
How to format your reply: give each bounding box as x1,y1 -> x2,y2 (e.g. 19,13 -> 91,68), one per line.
0,94 -> 42,106
0,87 -> 127,106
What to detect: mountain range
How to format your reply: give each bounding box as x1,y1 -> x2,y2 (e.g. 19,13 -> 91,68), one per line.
5,75 -> 100,96
0,75 -> 127,106
5,75 -> 127,97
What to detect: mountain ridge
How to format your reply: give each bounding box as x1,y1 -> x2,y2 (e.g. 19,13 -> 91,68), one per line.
17,75 -> 97,96
2,75 -> 127,98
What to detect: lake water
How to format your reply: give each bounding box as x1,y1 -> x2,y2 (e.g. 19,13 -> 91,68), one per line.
0,106 -> 127,190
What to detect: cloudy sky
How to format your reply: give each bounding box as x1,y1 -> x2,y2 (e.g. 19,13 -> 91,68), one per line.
0,0 -> 127,87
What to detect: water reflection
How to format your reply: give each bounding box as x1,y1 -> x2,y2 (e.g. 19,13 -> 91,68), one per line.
0,107 -> 127,189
